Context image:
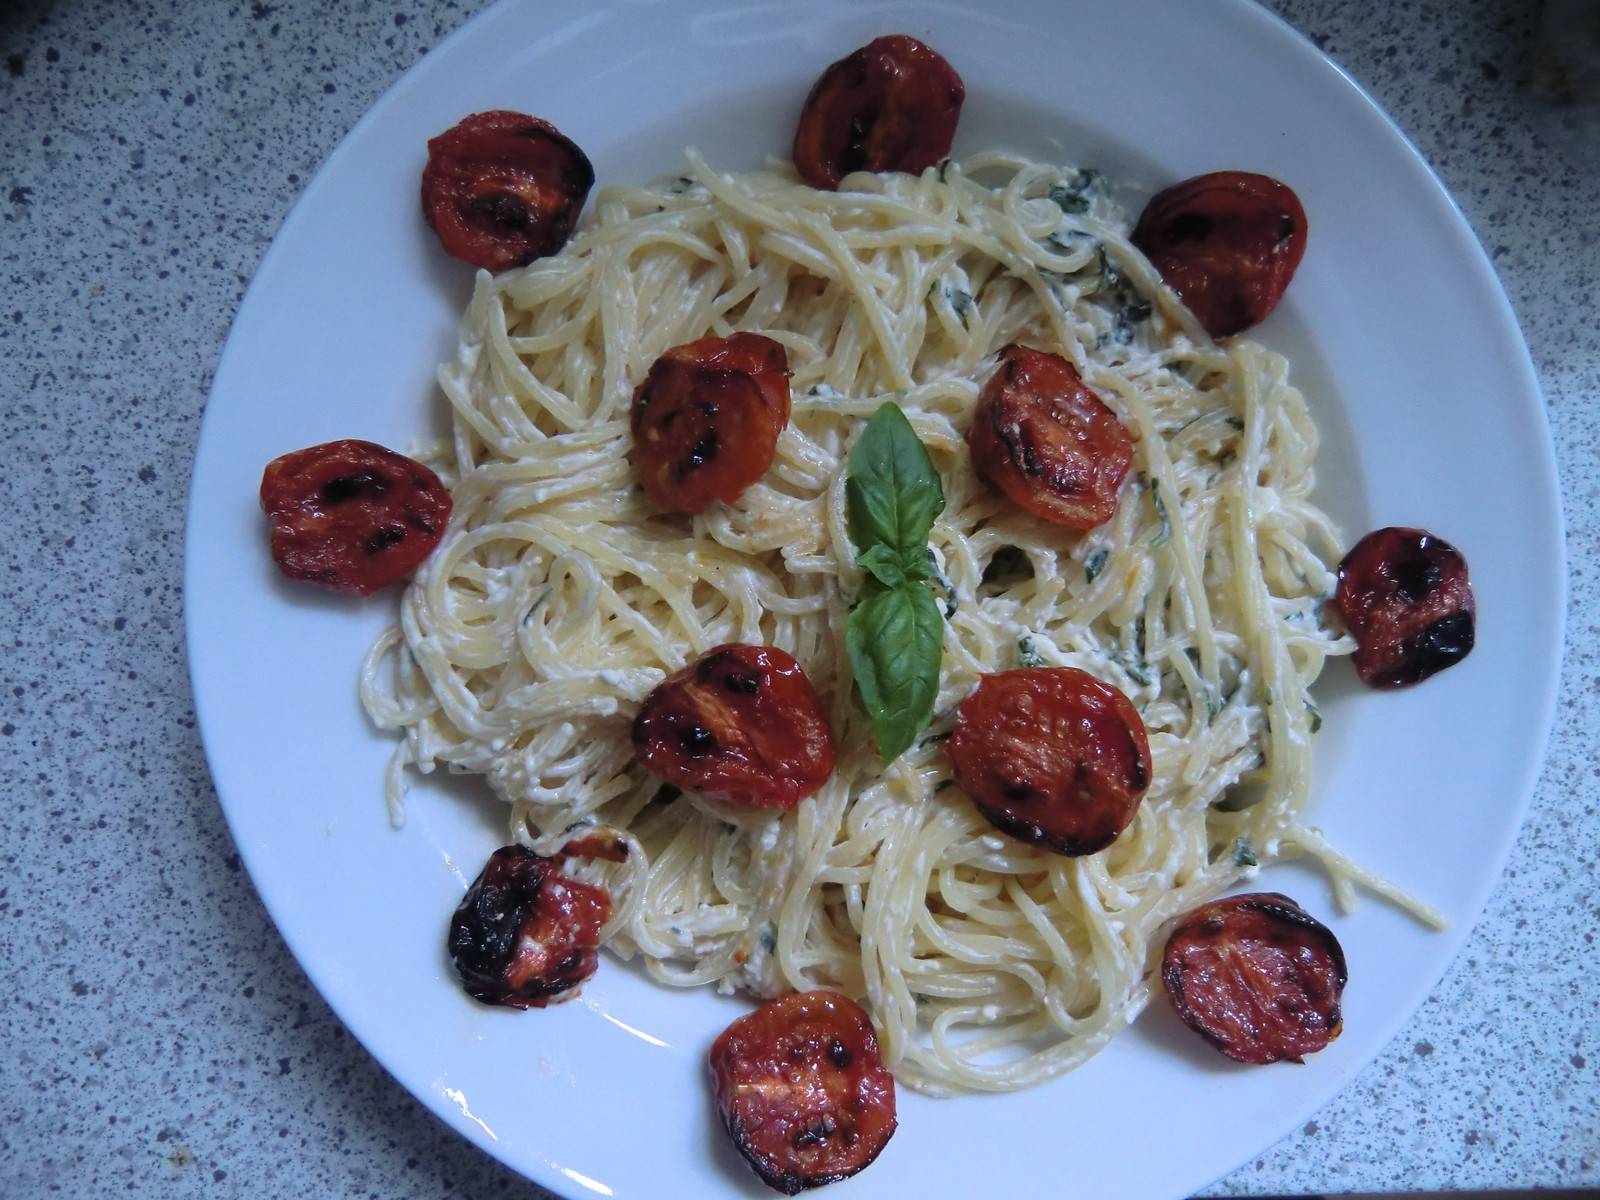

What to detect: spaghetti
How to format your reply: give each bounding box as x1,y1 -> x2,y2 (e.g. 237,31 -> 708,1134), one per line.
361,150 -> 1439,1095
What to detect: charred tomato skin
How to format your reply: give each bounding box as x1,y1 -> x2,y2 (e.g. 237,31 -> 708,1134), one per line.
709,990 -> 897,1194
447,845 -> 610,1009
1162,892 -> 1348,1065
632,644 -> 835,810
946,667 -> 1152,856
967,344 -> 1136,531
259,438 -> 452,596
629,333 -> 792,514
1132,171 -> 1308,338
421,110 -> 595,272
1335,526 -> 1475,688
792,35 -> 965,190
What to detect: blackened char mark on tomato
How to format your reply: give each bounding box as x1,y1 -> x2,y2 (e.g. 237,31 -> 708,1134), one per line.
1162,892 -> 1347,1064
793,35 -> 964,190
709,990 -> 897,1194
966,345 -> 1135,531
629,333 -> 792,514
945,667 -> 1151,856
421,110 -> 594,272
632,644 -> 835,810
1334,526 -> 1475,688
259,439 -> 452,596
446,845 -> 610,1009
1132,171 -> 1307,338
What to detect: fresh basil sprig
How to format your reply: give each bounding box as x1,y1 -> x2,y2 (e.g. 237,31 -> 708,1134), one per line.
846,404 -> 944,572
844,403 -> 946,763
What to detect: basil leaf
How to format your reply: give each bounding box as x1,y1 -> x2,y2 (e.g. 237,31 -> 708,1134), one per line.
846,403 -> 945,560
858,544 -> 909,589
905,547 -> 934,583
847,582 -> 943,762
843,403 -> 948,764
858,544 -> 935,590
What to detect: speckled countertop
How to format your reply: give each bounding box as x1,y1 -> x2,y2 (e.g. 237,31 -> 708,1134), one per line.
2,0 -> 1596,1195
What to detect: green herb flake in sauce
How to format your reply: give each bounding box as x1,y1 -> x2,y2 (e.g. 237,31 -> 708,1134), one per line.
1047,167 -> 1102,214
1111,648 -> 1152,687
946,287 -> 974,327
1018,635 -> 1045,668
1151,486 -> 1172,548
1122,297 -> 1153,324
1085,548 -> 1110,584
1306,699 -> 1323,734
522,586 -> 554,625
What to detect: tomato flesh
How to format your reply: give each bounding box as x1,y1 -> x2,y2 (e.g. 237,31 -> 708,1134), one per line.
629,333 -> 792,513
1162,892 -> 1347,1064
793,35 -> 965,190
632,644 -> 835,810
1132,171 -> 1307,338
1335,526 -> 1475,688
421,110 -> 594,272
259,439 -> 452,596
710,990 -> 897,1194
946,667 -> 1151,856
447,845 -> 610,1009
967,344 -> 1135,530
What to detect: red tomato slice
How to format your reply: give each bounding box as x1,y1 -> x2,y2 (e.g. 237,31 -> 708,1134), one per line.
946,667 -> 1151,856
1162,892 -> 1347,1064
1335,526 -> 1475,688
259,439 -> 452,596
1132,171 -> 1308,338
560,829 -> 630,864
632,644 -> 835,810
792,35 -> 965,190
967,344 -> 1135,530
710,990 -> 897,1194
629,333 -> 792,514
446,845 -> 610,1010
421,110 -> 594,272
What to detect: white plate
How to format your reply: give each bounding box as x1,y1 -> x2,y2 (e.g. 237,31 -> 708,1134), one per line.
184,1 -> 1564,1197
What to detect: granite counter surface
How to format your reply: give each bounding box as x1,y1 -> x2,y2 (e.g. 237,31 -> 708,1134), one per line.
2,0 -> 1596,1195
